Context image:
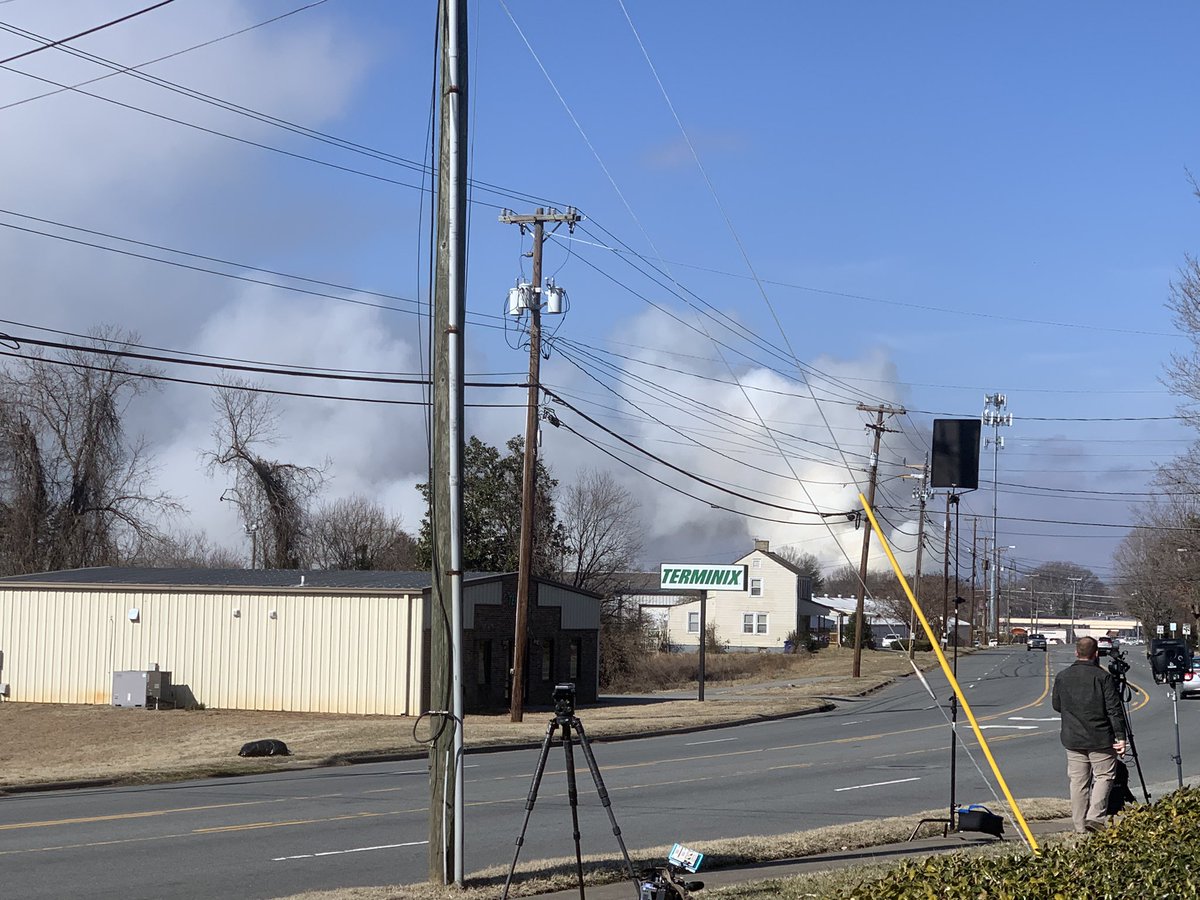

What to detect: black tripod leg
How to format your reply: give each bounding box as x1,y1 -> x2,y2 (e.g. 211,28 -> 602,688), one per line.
572,718 -> 640,896
502,718 -> 558,900
1120,693 -> 1151,804
562,721 -> 587,900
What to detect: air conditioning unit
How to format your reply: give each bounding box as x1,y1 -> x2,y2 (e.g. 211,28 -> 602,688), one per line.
0,682 -> 9,697
112,670 -> 173,709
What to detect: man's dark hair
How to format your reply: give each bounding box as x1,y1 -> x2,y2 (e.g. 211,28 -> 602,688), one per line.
1076,636 -> 1098,658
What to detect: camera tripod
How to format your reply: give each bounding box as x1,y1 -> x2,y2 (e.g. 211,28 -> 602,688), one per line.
501,707 -> 639,900
1109,654 -> 1150,804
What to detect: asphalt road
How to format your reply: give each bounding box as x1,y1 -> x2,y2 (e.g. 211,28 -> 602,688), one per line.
2,645 -> 1196,899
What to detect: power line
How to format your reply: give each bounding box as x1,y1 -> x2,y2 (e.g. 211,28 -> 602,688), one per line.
0,0 -> 177,66
0,347 -> 522,408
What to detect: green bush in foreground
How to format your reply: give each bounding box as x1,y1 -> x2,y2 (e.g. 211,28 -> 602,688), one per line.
847,787 -> 1200,899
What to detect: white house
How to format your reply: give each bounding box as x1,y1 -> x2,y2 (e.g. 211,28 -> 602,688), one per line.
665,540 -> 824,652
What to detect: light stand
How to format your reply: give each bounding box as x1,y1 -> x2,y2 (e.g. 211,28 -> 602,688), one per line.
909,491 -> 969,841
1172,686 -> 1184,789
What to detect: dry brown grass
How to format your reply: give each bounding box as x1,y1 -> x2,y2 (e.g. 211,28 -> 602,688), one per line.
0,646 -> 940,789
271,797 -> 1069,900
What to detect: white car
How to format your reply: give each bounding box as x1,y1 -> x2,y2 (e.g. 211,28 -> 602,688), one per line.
880,633 -> 907,650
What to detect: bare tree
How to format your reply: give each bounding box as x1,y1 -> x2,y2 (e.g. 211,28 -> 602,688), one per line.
129,528 -> 245,569
204,380 -> 324,569
307,495 -> 418,570
771,546 -> 826,594
0,328 -> 178,573
559,469 -> 642,595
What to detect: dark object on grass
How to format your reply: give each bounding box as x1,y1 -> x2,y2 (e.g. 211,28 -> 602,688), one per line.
956,804 -> 1004,838
239,738 -> 291,757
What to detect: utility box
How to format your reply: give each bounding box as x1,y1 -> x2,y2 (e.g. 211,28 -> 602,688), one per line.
112,670 -> 173,708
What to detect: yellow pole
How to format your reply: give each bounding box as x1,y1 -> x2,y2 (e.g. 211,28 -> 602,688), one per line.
860,493 -> 1040,852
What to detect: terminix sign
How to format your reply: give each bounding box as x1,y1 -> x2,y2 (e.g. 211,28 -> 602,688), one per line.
659,564 -> 748,591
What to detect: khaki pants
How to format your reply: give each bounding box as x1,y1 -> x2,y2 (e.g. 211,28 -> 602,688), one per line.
1066,748 -> 1118,832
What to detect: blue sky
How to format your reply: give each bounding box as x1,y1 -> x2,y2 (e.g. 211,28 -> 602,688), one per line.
1,1 -> 1197,590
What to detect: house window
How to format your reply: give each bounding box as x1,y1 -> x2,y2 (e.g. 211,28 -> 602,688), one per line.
750,578 -> 763,597
541,640 -> 555,682
569,638 -> 582,681
477,640 -> 492,685
744,613 -> 768,634
687,612 -> 700,633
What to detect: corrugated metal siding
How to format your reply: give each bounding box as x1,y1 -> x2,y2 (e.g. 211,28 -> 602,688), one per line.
463,580 -> 503,630
538,584 -> 600,630
0,587 -> 423,715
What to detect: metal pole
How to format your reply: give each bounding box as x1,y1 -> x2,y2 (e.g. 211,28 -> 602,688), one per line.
698,594 -> 706,701
445,0 -> 467,878
1173,689 -> 1184,788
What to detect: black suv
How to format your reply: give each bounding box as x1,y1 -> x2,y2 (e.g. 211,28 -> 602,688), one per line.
1027,634 -> 1048,651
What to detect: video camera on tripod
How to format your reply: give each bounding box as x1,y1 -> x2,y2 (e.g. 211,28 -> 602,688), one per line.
1107,645 -> 1131,680
1149,638 -> 1192,686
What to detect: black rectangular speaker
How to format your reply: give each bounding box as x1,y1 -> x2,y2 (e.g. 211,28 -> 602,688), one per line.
931,419 -> 981,489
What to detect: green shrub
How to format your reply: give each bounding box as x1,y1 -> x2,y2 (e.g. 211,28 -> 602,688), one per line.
846,787 -> 1200,898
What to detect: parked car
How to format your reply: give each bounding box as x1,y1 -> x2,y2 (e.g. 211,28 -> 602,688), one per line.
1027,633 -> 1048,652
880,633 -> 907,650
1181,658 -> 1200,698
1097,636 -> 1113,656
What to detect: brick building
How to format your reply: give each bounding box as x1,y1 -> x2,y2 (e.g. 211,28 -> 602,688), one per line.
422,572 -> 602,711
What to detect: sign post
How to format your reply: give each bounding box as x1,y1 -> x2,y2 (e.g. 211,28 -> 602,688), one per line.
660,564 -> 748,701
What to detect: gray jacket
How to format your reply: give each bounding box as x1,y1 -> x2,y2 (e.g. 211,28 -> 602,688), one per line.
1051,659 -> 1126,751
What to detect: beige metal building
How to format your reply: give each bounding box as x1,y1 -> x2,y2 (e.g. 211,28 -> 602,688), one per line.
0,567 -> 604,716
0,568 -> 426,715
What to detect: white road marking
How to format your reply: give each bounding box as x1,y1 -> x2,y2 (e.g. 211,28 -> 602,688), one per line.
685,737 -> 738,746
835,777 -> 920,792
1009,717 -> 1059,722
978,725 -> 1037,730
840,720 -> 863,726
273,840 -> 427,861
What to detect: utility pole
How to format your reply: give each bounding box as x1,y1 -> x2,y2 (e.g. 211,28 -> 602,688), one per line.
1069,576 -> 1082,643
982,393 -> 1012,639
500,206 -> 581,722
852,403 -> 904,677
429,0 -> 468,885
969,518 -> 978,645
905,456 -> 931,661
979,534 -> 992,646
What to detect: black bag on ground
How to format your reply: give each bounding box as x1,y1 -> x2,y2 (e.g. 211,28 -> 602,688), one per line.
956,804 -> 1004,837
238,738 -> 291,757
1106,759 -> 1136,815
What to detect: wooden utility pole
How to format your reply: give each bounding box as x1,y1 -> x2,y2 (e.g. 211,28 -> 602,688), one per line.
979,534 -> 992,646
852,403 -> 904,677
969,518 -> 978,645
500,207 -> 581,722
429,0 -> 468,884
907,455 -> 930,661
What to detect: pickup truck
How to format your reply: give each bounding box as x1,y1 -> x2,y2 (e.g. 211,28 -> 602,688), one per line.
1027,634 -> 1048,652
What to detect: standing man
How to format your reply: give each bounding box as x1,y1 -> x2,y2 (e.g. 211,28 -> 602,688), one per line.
1052,636 -> 1127,833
